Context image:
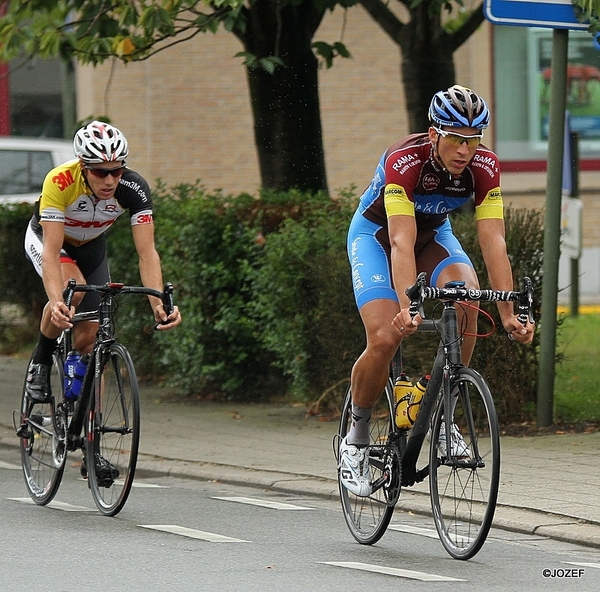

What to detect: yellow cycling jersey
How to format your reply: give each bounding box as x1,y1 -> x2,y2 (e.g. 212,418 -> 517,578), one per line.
33,160 -> 153,246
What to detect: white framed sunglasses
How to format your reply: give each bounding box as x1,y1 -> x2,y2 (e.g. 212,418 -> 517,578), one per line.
434,127 -> 484,148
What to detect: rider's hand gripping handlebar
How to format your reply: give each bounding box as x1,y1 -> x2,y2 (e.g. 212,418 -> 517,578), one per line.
406,272 -> 428,320
517,276 -> 534,326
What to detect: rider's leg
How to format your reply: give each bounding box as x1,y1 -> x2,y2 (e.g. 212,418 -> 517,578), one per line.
34,260 -> 85,364
435,262 -> 480,365
66,241 -> 110,355
431,262 -> 477,458
347,298 -> 402,446
416,220 -> 479,365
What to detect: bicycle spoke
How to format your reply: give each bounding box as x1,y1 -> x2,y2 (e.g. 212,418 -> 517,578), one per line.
337,381 -> 397,545
19,354 -> 66,504
86,343 -> 140,516
429,368 -> 500,559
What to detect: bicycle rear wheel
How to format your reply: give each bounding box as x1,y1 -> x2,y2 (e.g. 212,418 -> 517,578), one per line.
19,354 -> 66,505
86,343 -> 140,516
429,367 -> 500,560
337,380 -> 396,545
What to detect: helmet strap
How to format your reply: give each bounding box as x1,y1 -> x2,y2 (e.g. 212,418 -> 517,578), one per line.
432,136 -> 449,173
80,163 -> 101,200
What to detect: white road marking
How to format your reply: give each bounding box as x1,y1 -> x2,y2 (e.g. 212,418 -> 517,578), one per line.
0,460 -> 21,470
138,525 -> 250,543
388,524 -> 439,539
564,562 -> 600,569
212,496 -> 313,510
77,478 -> 167,488
320,561 -> 466,582
389,523 -> 472,545
8,498 -> 94,512
130,481 -> 168,488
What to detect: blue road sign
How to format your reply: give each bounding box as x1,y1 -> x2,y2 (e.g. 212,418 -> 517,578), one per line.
484,0 -> 589,30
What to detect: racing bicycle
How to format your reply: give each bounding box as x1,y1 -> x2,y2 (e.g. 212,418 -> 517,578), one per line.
15,279 -> 174,516
335,272 -> 534,559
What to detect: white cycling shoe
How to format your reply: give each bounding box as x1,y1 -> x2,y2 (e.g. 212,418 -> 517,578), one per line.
339,437 -> 372,497
437,422 -> 471,458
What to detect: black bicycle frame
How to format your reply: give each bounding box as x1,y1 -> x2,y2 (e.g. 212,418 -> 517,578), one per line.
395,302 -> 464,486
58,279 -> 174,453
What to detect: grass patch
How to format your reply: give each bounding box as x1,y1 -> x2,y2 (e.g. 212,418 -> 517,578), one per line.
554,312 -> 600,422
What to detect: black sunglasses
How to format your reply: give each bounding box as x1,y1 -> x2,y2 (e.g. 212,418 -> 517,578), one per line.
84,165 -> 127,178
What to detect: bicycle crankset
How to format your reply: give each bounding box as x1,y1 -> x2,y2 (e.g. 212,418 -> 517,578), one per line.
382,445 -> 401,507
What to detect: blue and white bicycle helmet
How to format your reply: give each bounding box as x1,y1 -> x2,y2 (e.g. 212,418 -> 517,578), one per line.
73,121 -> 129,163
428,85 -> 490,130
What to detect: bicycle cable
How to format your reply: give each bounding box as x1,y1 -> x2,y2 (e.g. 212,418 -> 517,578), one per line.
456,301 -> 497,338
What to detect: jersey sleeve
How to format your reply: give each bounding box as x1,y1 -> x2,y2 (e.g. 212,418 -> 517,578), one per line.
38,162 -> 80,223
384,184 -> 415,217
382,145 -> 422,218
115,170 -> 154,225
470,149 -> 504,221
475,187 -> 504,220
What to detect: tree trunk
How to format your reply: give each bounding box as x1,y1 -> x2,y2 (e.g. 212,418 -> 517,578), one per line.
399,5 -> 455,133
359,0 -> 485,134
236,2 -> 328,193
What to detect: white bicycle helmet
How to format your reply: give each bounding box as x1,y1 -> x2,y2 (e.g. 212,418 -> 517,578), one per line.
73,121 -> 129,163
429,85 -> 490,130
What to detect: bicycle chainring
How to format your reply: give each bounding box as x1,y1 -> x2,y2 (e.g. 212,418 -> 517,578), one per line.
382,445 -> 401,507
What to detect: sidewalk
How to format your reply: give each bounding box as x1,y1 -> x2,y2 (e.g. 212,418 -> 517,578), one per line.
1,354 -> 599,548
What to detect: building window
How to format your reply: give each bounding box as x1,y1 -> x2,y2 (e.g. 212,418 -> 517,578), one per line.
8,57 -> 70,138
493,26 -> 600,168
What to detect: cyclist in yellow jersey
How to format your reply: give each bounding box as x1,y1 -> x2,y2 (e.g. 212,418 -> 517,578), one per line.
23,121 -> 181,404
339,86 -> 535,497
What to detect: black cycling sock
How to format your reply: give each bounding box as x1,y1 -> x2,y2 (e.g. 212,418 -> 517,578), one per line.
31,334 -> 58,366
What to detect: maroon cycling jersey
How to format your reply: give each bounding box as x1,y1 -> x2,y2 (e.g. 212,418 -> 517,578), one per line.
357,133 -> 503,233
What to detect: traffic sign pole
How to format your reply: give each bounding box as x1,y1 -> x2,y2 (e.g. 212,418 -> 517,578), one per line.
537,28 -> 569,428
484,0 -> 591,426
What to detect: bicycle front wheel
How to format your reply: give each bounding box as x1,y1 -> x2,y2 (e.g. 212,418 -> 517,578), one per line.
86,343 -> 140,516
19,354 -> 66,505
337,380 -> 396,545
429,367 -> 500,560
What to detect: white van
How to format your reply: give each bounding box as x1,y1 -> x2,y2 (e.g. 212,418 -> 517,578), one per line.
0,137 -> 74,204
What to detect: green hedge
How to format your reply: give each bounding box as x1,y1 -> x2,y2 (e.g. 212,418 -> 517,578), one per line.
106,184 -> 365,402
0,188 -> 547,423
0,203 -> 45,352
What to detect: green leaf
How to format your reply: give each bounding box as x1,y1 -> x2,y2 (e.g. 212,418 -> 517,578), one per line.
312,40 -> 351,69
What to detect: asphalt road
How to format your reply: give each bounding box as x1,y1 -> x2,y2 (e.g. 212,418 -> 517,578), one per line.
2,445 -> 600,592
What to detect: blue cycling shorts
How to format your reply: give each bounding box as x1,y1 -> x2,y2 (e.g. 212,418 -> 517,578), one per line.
347,211 -> 474,310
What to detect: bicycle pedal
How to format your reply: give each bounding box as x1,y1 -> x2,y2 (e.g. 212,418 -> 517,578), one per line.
15,423 -> 32,439
96,477 -> 115,488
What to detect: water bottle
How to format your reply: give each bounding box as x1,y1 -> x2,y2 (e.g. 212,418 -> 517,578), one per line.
63,351 -> 80,398
407,374 -> 429,426
66,354 -> 89,400
394,372 -> 414,429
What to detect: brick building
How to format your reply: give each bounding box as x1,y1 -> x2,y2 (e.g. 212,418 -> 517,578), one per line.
73,8 -> 600,297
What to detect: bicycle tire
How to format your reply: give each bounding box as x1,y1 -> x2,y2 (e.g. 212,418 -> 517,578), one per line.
19,354 -> 66,505
429,367 -> 500,560
86,343 -> 140,516
337,380 -> 396,545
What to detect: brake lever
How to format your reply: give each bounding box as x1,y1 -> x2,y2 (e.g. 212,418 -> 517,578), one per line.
153,282 -> 175,330
406,272 -> 427,319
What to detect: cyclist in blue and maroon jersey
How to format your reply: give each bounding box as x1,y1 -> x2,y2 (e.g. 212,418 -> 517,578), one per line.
23,121 -> 181,404
339,86 -> 535,497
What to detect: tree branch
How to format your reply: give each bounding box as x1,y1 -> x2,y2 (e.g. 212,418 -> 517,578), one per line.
448,4 -> 485,52
359,0 -> 405,43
